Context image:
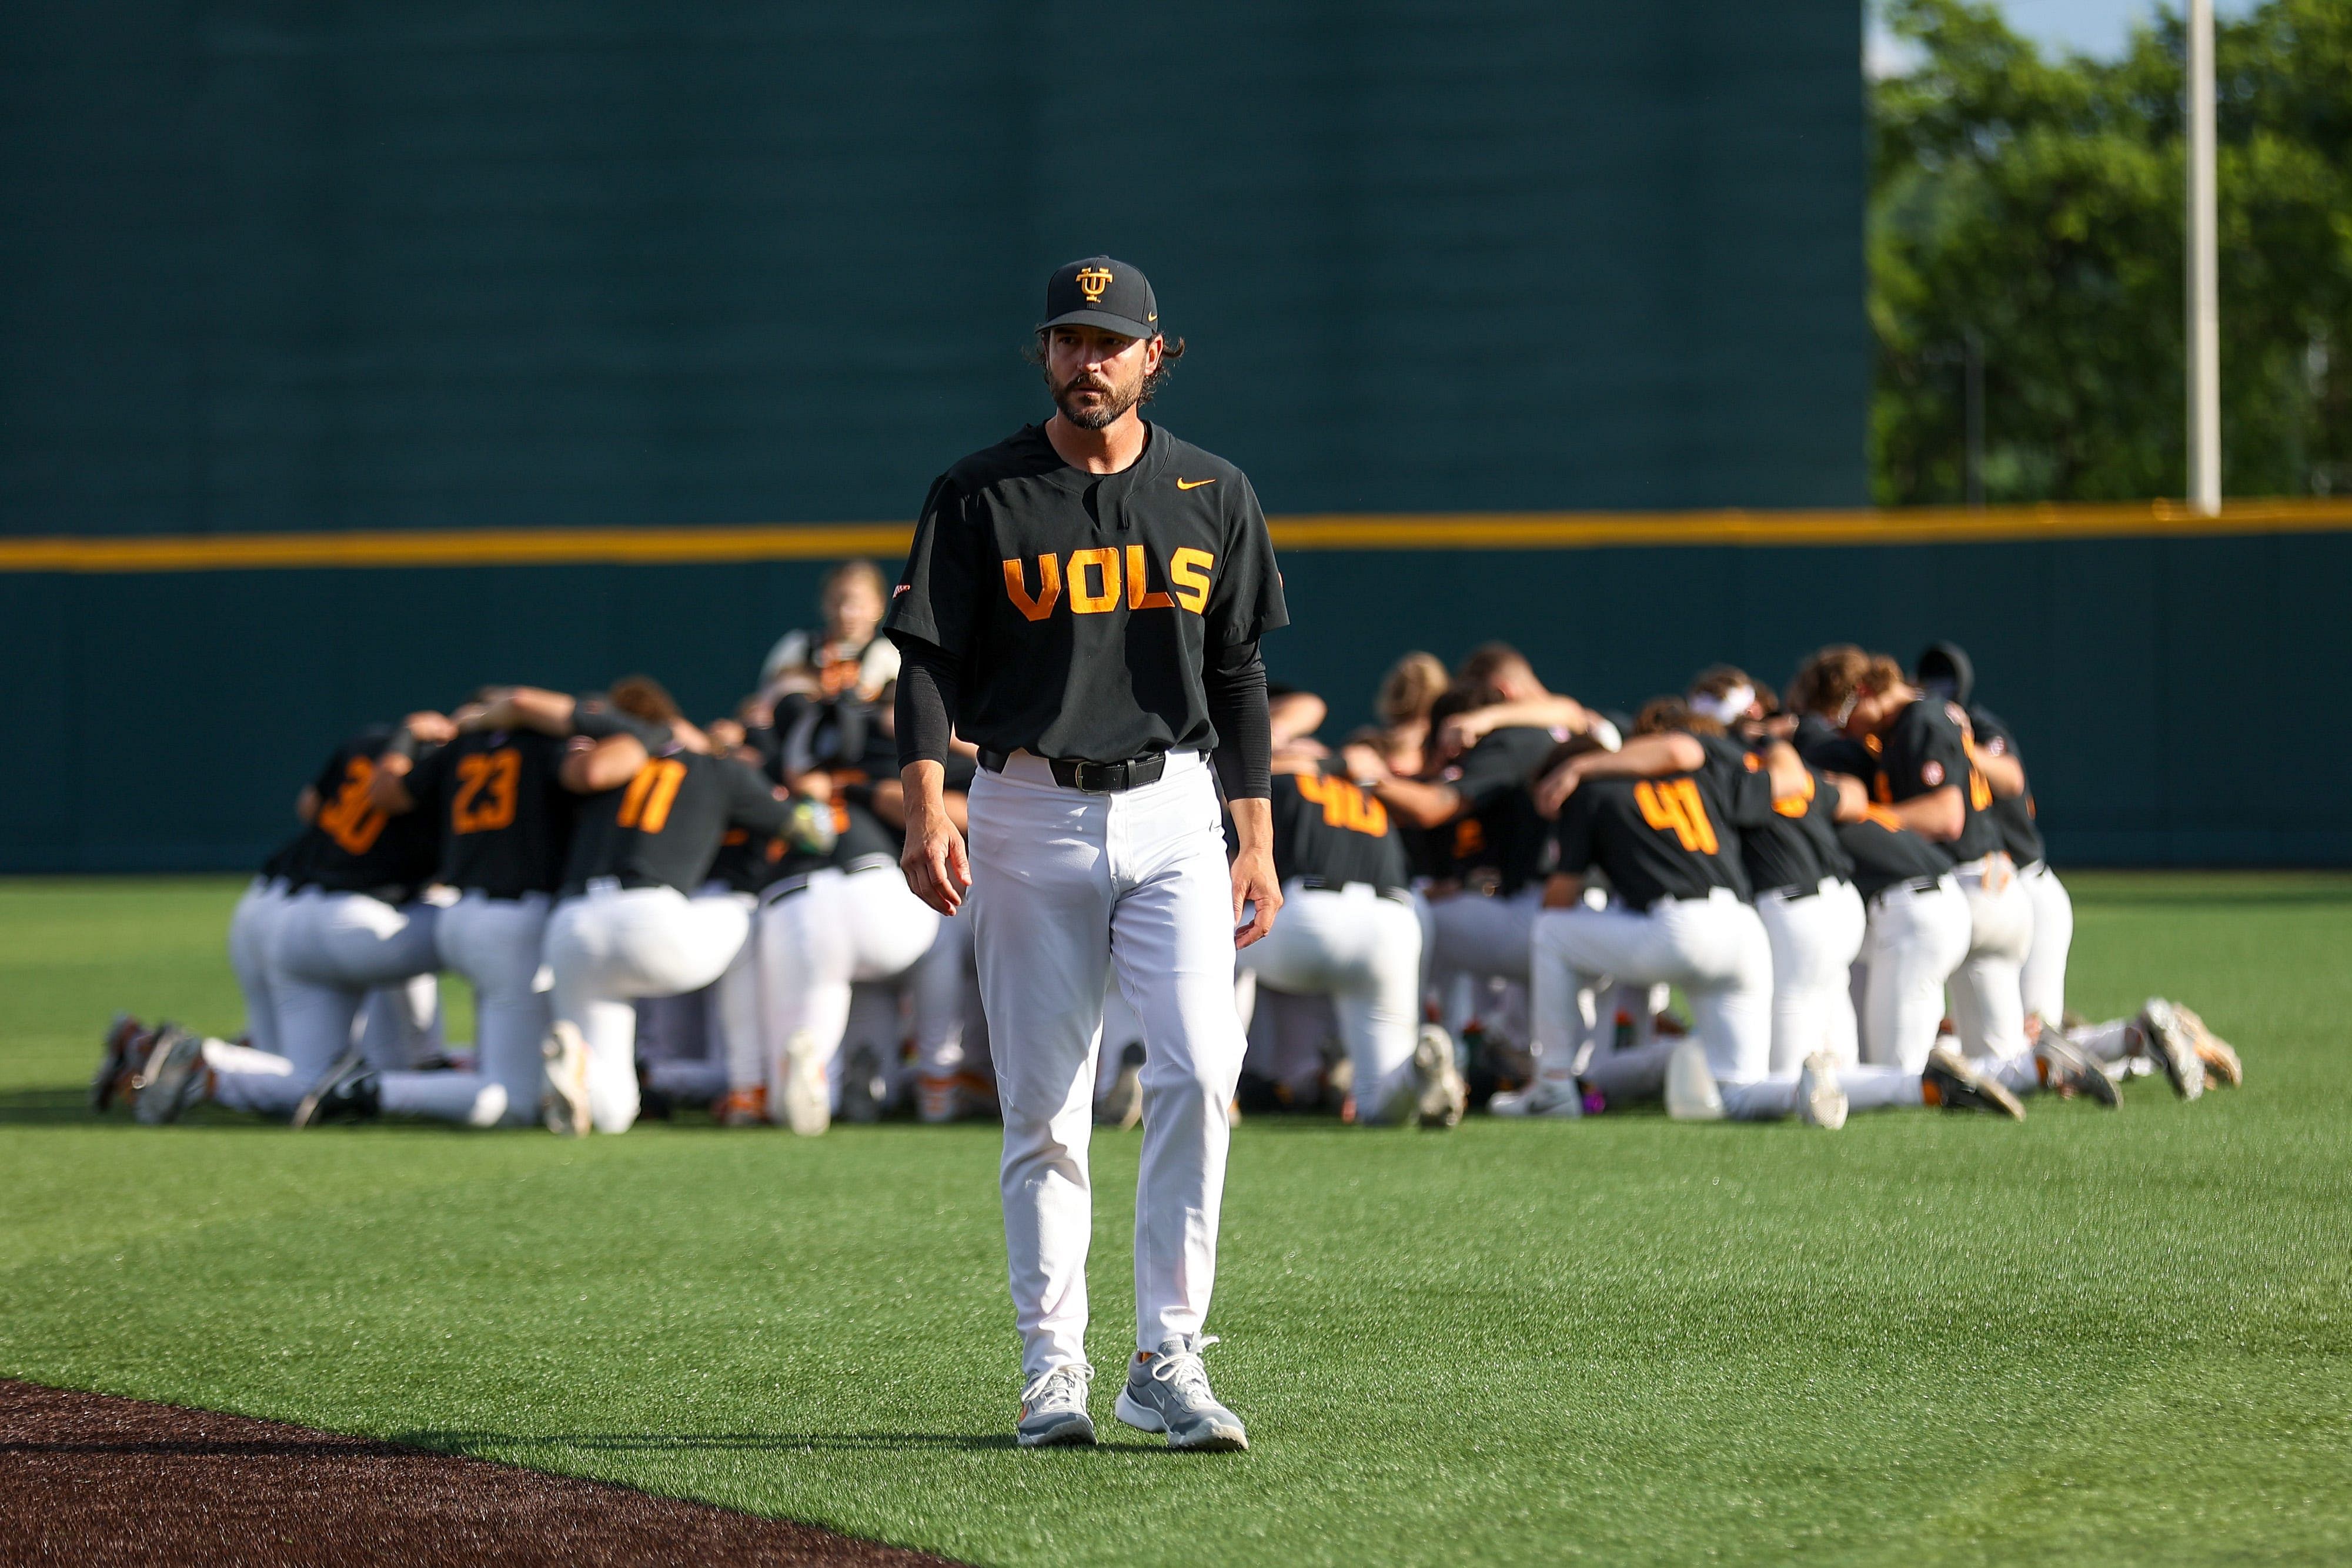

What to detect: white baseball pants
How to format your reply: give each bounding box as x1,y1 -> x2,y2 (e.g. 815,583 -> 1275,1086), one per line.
363,891 -> 553,1128
226,877 -> 290,1058
1860,875 -> 1974,1072
1756,878 -> 1868,1074
545,884 -> 751,1133
2018,861 -> 2073,1025
968,749 -> 1247,1381
1238,881 -> 1424,1122
759,864 -> 940,1110
1949,855 -> 2036,1081
1236,979 -> 1337,1104
218,891 -> 442,1117
1529,888 -> 1789,1117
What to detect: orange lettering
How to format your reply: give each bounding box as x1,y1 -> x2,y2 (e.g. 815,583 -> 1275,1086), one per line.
1003,556 -> 1061,621
1126,545 -> 1175,610
1169,548 -> 1214,614
1067,547 -> 1121,614
1635,778 -> 1719,854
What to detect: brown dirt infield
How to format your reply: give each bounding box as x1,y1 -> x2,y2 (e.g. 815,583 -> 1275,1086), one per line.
0,1379 -> 961,1566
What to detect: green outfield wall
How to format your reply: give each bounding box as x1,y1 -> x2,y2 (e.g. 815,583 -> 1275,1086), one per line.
7,4 -> 2340,867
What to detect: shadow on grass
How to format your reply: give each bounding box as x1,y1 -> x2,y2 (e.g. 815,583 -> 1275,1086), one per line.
397,1429 -> 1023,1455
0,1088 -> 96,1125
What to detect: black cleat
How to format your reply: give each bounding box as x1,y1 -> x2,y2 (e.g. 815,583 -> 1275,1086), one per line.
92,1013 -> 149,1112
292,1039 -> 370,1128
132,1026 -> 207,1125
839,1042 -> 887,1125
2036,1035 -> 2120,1108
1923,1045 -> 2024,1120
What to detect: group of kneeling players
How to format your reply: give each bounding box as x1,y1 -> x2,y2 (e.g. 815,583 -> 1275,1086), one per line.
94,560 -> 2243,1137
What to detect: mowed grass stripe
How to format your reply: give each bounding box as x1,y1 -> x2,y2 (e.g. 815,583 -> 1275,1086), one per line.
0,874 -> 2346,1564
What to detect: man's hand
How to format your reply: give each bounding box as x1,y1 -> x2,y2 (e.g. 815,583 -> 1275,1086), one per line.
1533,758 -> 1585,817
1339,741 -> 1389,784
1228,796 -> 1281,948
900,760 -> 971,917
402,710 -> 457,745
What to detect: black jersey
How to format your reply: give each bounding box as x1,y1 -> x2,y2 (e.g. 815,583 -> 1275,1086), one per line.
708,825 -> 786,895
884,423 -> 1287,764
259,830 -> 309,883
1873,697 -> 2000,862
1967,705 -> 2046,865
401,728 -> 577,898
1553,760 -> 1770,911
1268,770 -> 1409,891
1796,723 -> 1954,898
295,731 -> 443,902
1703,735 -> 1852,895
1439,726 -> 1558,895
560,741 -> 796,898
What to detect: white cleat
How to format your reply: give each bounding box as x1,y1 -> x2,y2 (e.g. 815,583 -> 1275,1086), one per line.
1795,1051 -> 1847,1129
1488,1072 -> 1582,1119
1663,1039 -> 1726,1121
541,1022 -> 591,1136
782,1029 -> 831,1136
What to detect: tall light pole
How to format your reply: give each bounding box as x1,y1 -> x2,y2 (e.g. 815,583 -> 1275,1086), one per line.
2186,0 -> 2221,514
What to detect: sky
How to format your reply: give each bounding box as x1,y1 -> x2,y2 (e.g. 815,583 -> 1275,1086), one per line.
1869,0 -> 2264,76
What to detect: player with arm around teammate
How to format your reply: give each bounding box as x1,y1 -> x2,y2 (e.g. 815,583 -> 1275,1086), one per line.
540,678 -> 796,1135
887,256 -> 1284,1450
1237,719 -> 1466,1128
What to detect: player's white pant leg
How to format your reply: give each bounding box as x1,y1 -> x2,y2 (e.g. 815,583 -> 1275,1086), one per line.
710,898 -> 765,1096
1240,985 -> 1329,1104
762,865 -> 940,1109
843,981 -> 911,1105
969,765 -> 1118,1379
1860,876 -> 1974,1072
912,907 -> 975,1088
404,890 -> 552,1128
546,885 -> 750,1134
358,974 -> 442,1072
1758,878 -> 1869,1074
226,877 -> 289,1058
1822,880 -> 1867,1067
2017,861 -> 2073,1025
1947,857 -> 2034,1070
1241,882 -> 1424,1122
2069,1017 -> 2137,1062
1426,887 -> 1539,984
228,892 -> 440,1118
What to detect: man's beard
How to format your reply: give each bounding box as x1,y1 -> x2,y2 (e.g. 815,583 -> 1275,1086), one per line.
1051,367 -> 1143,430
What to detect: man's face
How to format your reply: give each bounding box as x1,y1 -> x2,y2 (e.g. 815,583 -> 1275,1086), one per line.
1045,326 -> 1160,430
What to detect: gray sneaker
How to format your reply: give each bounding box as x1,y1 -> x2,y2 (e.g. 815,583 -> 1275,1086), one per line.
1412,1024 -> 1468,1128
132,1027 -> 207,1126
1015,1362 -> 1096,1448
1115,1336 -> 1247,1452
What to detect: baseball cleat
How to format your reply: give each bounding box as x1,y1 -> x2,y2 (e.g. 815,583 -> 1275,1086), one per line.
1115,1336 -> 1247,1452
2136,999 -> 2206,1101
131,1027 -> 207,1126
1663,1039 -> 1725,1121
298,1058 -> 381,1126
1015,1363 -> 1097,1448
2034,1034 -> 2120,1107
1487,1071 -> 1582,1118
1412,1024 -> 1468,1128
542,1022 -> 592,1136
713,1085 -> 767,1126
292,1037 -> 368,1129
1922,1045 -> 2024,1119
916,1074 -> 964,1125
2173,1004 -> 2242,1088
1795,1051 -> 1847,1129
1094,1040 -> 1145,1129
92,1013 -> 149,1112
838,1042 -> 887,1125
781,1030 -> 830,1136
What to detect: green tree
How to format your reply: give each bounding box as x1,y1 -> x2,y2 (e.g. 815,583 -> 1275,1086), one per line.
1869,0 -> 2351,504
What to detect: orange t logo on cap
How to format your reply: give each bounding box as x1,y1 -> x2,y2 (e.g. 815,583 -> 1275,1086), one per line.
1075,267 -> 1112,301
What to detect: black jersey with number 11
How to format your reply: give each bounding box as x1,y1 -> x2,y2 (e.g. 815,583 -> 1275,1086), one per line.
562,740 -> 796,898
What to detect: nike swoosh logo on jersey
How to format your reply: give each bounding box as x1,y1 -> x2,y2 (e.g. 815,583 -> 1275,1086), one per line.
1175,477 -> 1216,490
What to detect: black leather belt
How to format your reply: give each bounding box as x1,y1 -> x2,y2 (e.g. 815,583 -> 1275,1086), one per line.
1297,875 -> 1414,905
978,748 -> 1167,794
1869,875 -> 1946,904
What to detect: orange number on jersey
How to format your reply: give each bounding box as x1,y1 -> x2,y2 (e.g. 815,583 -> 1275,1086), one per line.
317,757 -> 388,855
1635,778 -> 1719,855
1294,773 -> 1390,838
616,758 -> 689,835
452,748 -> 522,835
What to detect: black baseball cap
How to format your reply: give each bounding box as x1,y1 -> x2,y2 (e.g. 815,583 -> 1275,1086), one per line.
1039,255 -> 1160,340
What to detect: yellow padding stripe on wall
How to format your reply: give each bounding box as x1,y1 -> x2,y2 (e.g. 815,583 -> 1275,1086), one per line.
0,499 -> 2347,573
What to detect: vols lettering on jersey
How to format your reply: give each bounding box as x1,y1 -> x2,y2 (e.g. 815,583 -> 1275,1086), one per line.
1001,546 -> 1214,620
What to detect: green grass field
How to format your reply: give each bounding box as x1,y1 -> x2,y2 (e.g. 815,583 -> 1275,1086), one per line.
2,874 -> 2348,1565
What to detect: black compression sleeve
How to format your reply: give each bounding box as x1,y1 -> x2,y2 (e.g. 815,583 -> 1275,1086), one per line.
1204,640 -> 1272,800
894,637 -> 958,770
